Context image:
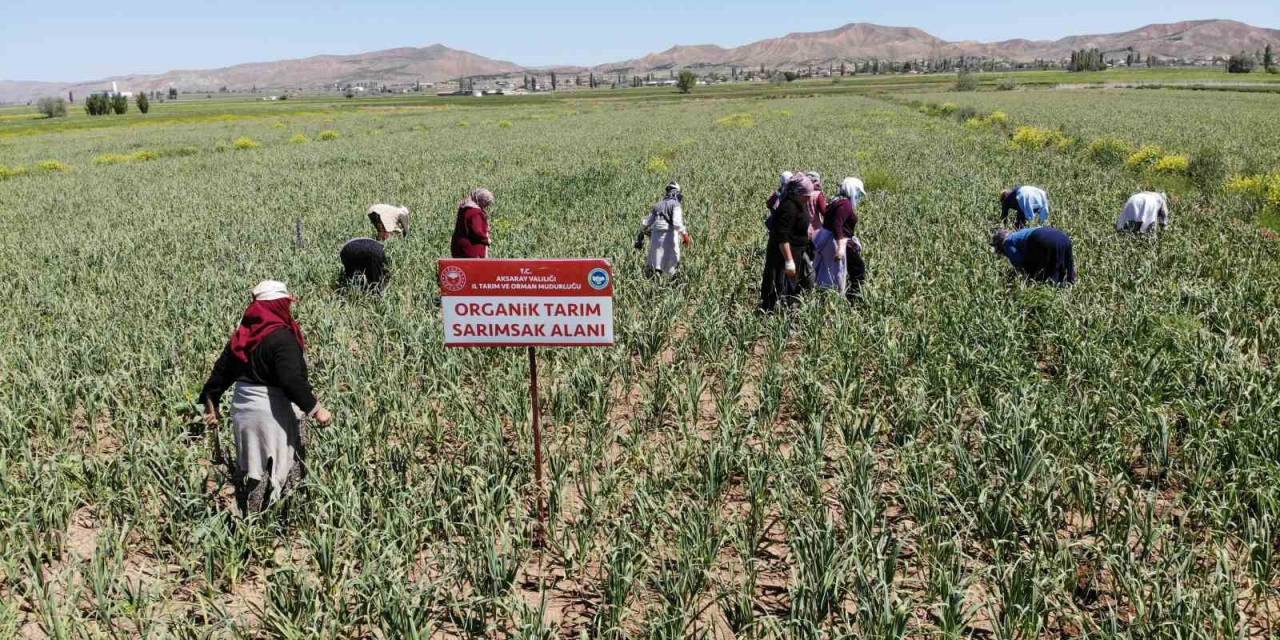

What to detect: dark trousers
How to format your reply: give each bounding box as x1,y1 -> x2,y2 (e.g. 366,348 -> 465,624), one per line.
846,247 -> 866,301
759,244 -> 812,313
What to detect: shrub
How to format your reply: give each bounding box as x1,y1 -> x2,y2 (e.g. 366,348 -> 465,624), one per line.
497,120 -> 513,128
677,70 -> 697,94
715,113 -> 755,128
1187,146 -> 1227,192
1152,154 -> 1190,175
136,93 -> 150,114
0,165 -> 28,179
996,80 -> 1017,91
645,156 -> 671,174
1125,145 -> 1164,170
289,133 -> 309,144
1087,137 -> 1133,165
110,94 -> 128,115
1011,126 -> 1071,151
1227,52 -> 1255,74
85,94 -> 110,116
36,97 -> 67,118
938,102 -> 959,116
94,149 -> 158,164
232,137 -> 260,150
318,130 -> 340,141
954,71 -> 978,92
987,111 -> 1009,125
34,160 -> 70,172
963,117 -> 989,130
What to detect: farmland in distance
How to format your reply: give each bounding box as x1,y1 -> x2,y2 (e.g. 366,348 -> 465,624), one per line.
1,82 -> 1279,637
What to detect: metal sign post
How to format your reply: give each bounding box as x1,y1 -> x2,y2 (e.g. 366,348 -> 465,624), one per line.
438,258 -> 614,540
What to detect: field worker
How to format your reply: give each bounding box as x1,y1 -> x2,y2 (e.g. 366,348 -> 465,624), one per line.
758,174 -> 814,313
450,188 -> 495,258
765,171 -> 794,227
635,182 -> 691,277
805,171 -> 828,230
339,231 -> 389,292
813,177 -> 868,300
1116,192 -> 1170,234
366,204 -> 410,239
199,281 -> 333,513
991,227 -> 1077,286
1000,185 -> 1051,228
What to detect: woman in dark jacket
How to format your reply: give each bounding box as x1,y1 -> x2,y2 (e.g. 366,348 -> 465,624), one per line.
450,188 -> 495,258
199,280 -> 332,513
758,174 -> 814,313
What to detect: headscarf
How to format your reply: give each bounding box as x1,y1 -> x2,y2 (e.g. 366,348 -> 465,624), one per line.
837,177 -> 866,206
805,171 -> 822,191
990,228 -> 1010,254
367,204 -> 410,236
777,171 -> 794,194
229,281 -> 305,362
664,181 -> 683,202
459,188 -> 495,211
786,173 -> 817,221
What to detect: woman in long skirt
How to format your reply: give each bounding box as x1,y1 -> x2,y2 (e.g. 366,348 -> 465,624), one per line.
199,280 -> 333,513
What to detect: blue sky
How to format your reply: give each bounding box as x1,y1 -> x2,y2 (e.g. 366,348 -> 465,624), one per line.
4,0 -> 1278,81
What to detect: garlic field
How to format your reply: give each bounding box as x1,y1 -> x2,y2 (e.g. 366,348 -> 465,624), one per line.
1,87 -> 1279,638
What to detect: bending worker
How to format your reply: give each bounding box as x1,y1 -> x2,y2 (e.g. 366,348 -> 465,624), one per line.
367,203 -> 410,238
1116,191 -> 1169,234
991,227 -> 1077,286
340,205 -> 397,291
199,280 -> 332,513
1000,185 -> 1050,228
636,182 -> 691,277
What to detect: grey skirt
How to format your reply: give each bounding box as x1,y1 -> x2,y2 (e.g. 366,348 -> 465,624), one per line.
231,382 -> 305,506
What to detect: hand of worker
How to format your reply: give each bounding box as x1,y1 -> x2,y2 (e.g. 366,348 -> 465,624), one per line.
312,406 -> 333,426
682,233 -> 692,247
203,410 -> 220,427
784,260 -> 797,279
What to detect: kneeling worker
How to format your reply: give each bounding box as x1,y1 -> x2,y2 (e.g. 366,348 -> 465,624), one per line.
991,227 -> 1077,286
340,207 -> 399,291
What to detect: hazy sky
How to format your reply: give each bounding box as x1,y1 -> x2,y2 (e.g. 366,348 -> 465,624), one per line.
4,0 -> 1278,81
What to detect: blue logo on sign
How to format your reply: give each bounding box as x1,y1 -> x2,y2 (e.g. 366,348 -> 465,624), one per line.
588,268 -> 610,290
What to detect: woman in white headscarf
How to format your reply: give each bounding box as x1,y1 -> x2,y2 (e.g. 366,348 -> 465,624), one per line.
813,177 -> 868,301
199,280 -> 333,513
1116,192 -> 1169,234
637,182 -> 690,277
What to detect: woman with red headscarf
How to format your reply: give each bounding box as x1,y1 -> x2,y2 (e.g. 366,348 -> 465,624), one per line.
451,188 -> 495,258
199,280 -> 332,513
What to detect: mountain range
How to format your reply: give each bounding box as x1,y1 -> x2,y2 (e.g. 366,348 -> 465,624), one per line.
3,19 -> 1277,103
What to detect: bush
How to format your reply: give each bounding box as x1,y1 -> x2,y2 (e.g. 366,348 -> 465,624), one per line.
1125,145 -> 1164,170
715,113 -> 755,128
232,136 -> 260,150
987,111 -> 1009,125
497,120 -> 513,128
36,97 -> 67,118
1187,146 -> 1227,192
318,130 -> 340,141
289,133 -> 309,144
1087,137 -> 1133,165
0,165 -> 29,179
644,156 -> 671,174
34,160 -> 70,172
1152,155 -> 1190,175
1227,52 -> 1256,74
110,94 -> 128,115
1011,126 -> 1071,151
136,93 -> 150,114
996,80 -> 1017,91
85,94 -> 110,116
677,70 -> 697,94
954,70 -> 978,92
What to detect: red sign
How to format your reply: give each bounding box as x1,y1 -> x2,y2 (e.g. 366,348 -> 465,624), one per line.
438,259 -> 615,347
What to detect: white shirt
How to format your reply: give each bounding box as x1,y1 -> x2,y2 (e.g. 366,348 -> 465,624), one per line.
1117,192 -> 1168,234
